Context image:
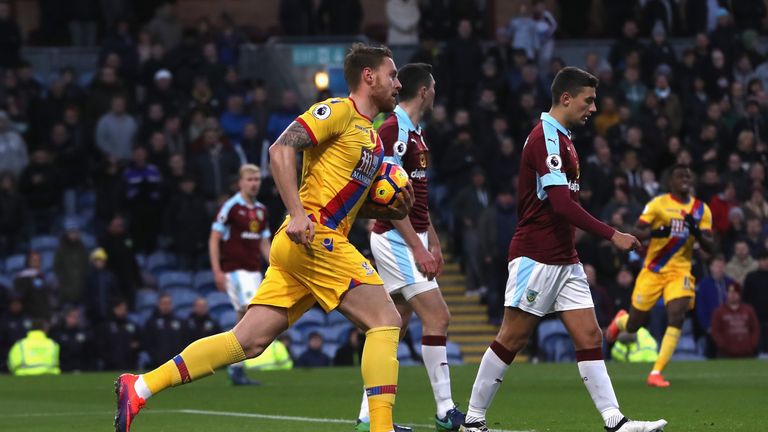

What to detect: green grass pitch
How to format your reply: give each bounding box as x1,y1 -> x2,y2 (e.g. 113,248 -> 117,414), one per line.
0,360 -> 765,431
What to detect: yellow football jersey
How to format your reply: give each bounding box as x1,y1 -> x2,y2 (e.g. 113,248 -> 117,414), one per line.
294,97 -> 383,237
639,193 -> 712,273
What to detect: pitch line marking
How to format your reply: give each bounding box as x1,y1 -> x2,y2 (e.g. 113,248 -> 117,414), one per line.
178,408 -> 535,432
0,408 -> 535,432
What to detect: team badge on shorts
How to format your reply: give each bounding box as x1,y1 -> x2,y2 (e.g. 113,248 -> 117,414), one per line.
526,289 -> 538,303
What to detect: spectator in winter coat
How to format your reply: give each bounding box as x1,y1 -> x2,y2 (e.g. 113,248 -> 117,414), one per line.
711,283 -> 760,357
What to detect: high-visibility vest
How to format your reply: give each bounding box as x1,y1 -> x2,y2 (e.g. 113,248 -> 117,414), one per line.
8,330 -> 61,376
611,327 -> 659,363
244,340 -> 293,371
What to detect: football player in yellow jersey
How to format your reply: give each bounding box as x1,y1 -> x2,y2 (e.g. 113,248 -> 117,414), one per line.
114,44 -> 414,432
607,164 -> 715,387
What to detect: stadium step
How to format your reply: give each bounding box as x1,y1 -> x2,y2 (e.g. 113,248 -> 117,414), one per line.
449,304 -> 487,313
449,323 -> 498,333
450,334 -> 496,344
451,313 -> 490,323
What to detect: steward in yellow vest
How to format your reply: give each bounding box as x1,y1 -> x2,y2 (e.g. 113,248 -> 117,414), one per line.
611,327 -> 659,363
8,320 -> 61,376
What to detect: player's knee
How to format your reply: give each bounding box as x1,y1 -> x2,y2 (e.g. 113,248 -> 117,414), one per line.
586,326 -> 603,347
373,308 -> 402,329
422,308 -> 450,334
240,337 -> 270,359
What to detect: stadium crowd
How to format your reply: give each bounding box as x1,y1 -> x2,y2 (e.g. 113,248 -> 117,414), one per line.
1,0 -> 767,374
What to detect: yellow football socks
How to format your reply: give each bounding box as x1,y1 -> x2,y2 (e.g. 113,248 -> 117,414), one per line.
652,326 -> 680,374
361,326 -> 400,432
143,331 -> 246,395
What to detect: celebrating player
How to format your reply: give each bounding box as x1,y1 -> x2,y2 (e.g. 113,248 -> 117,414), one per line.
606,164 -> 714,387
459,67 -> 667,432
209,163 -> 270,385
354,63 -> 465,432
115,43 -> 414,432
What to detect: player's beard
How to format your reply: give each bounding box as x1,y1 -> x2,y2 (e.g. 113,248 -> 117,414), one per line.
372,78 -> 397,112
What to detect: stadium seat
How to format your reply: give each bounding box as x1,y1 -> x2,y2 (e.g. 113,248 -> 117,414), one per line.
40,251 -> 54,273
326,310 -> 347,325
322,342 -> 339,360
537,319 -> 575,362
193,271 -> 216,293
128,310 -> 153,328
136,289 -> 159,312
206,291 -> 231,313
79,232 -> 96,250
397,342 -> 421,366
0,274 -> 12,289
447,341 -> 464,364
164,287 -> 199,310
158,271 -> 194,290
30,235 -> 59,252
293,307 -> 326,331
286,328 -> 304,344
175,304 -> 194,319
323,322 -> 354,344
218,310 -> 238,329
5,254 -> 26,274
146,251 -> 177,275
290,343 -> 307,359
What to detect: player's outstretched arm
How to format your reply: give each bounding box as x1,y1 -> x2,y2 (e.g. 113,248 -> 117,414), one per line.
269,121 -> 315,246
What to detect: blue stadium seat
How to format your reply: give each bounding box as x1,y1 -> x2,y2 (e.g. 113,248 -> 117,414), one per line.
326,310 -> 347,325
5,254 -> 26,274
537,319 -> 575,362
158,271 -> 194,290
40,251 -> 54,273
164,288 -> 199,310
206,291 -> 232,313
136,289 -> 159,312
79,233 -> 96,250
0,274 -> 12,289
286,328 -> 304,344
30,235 -> 59,252
175,304 -> 194,319
146,251 -> 177,274
218,310 -> 238,329
397,342 -> 420,366
290,343 -> 307,359
135,253 -> 147,269
324,322 -> 354,344
322,342 -> 339,360
447,341 -> 463,364
193,271 -> 216,293
293,307 -> 326,330
128,310 -> 153,328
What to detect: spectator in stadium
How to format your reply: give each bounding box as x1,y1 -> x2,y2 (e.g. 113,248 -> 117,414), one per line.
145,3 -> 182,51
147,70 -> 181,117
608,19 -> 645,73
164,175 -> 209,271
265,89 -> 301,143
478,186 -> 517,324
86,66 -> 128,126
296,331 -> 332,368
142,294 -> 188,369
122,146 -> 163,254
744,187 -> 768,220
237,122 -> 267,168
13,250 -> 55,320
54,218 -> 89,305
619,66 -> 647,114
334,328 -> 364,366
453,166 -> 490,297
743,217 -> 767,257
0,1 -> 21,68
0,172 -> 24,257
100,215 -> 142,307
711,282 -> 760,357
386,0 -> 420,46
7,319 -> 60,375
245,337 -> 293,371
84,247 -> 120,326
145,132 -> 171,176
49,124 -> 87,212
610,326 -> 659,363
743,251 -> 768,352
726,240 -> 758,285
220,94 -> 250,142
709,182 -> 739,235
696,256 -> 734,357
0,110 -> 27,176
487,136 -> 518,193
507,2 -> 537,61
50,307 -> 92,371
0,293 -> 31,372
97,299 -> 139,371
584,263 -> 613,328
607,267 -> 635,313
96,95 -> 138,163
190,128 -> 240,201
185,297 -> 221,343
441,19 -> 483,110
532,1 -> 557,71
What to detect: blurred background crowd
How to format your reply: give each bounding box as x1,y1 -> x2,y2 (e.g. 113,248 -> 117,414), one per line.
0,0 -> 767,374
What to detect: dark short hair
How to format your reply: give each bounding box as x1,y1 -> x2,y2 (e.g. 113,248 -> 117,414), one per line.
670,164 -> 691,175
397,63 -> 433,101
550,66 -> 599,105
344,43 -> 393,91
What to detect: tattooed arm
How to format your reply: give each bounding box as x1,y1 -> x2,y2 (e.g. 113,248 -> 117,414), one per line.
269,121 -> 315,246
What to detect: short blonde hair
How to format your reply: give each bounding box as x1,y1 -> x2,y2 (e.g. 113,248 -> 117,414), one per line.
239,164 -> 261,178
